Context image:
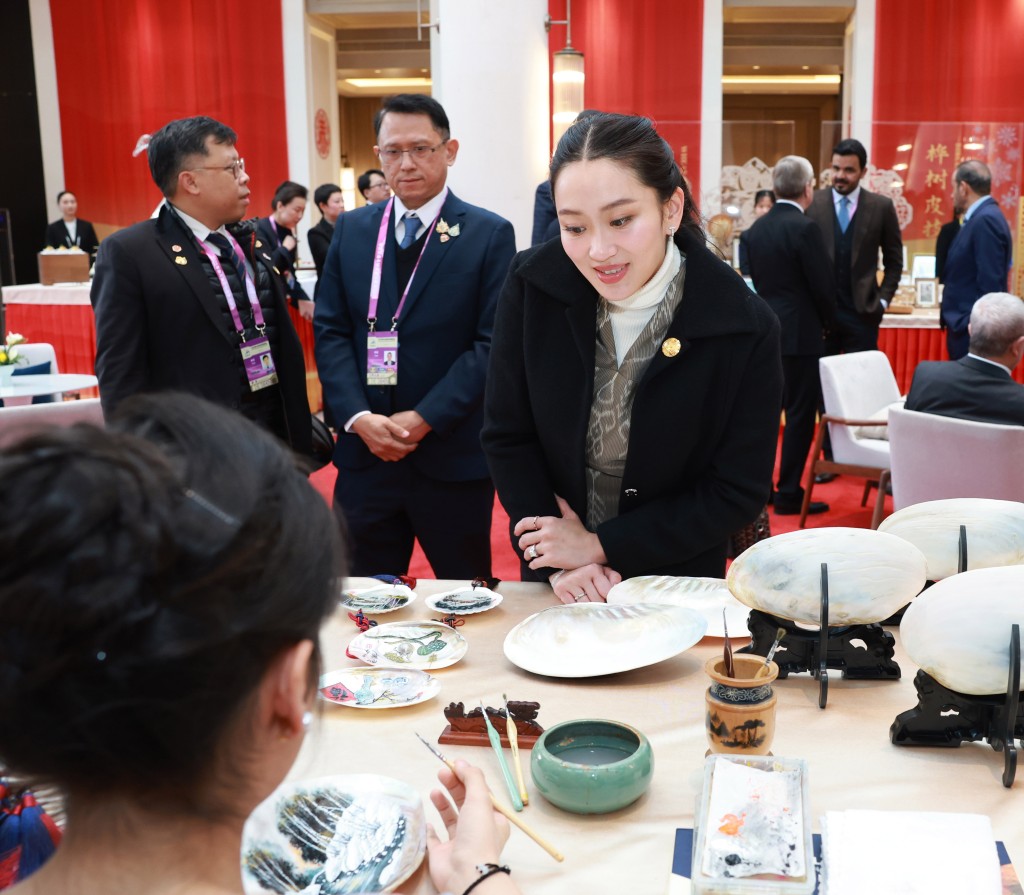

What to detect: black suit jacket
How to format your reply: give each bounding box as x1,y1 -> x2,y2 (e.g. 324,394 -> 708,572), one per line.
806,187 -> 903,318
481,229 -> 783,581
744,202 -> 837,356
307,217 -> 334,283
90,205 -> 312,453
44,218 -> 99,258
906,355 -> 1024,426
531,181 -> 560,246
314,190 -> 516,481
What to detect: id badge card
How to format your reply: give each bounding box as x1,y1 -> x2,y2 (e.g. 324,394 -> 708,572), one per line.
367,330 -> 398,386
240,336 -> 279,391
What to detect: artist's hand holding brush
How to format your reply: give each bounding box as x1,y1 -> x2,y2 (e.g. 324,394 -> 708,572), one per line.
427,760 -> 521,895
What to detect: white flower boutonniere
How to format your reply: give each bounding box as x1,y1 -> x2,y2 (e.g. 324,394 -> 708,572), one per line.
436,219 -> 460,243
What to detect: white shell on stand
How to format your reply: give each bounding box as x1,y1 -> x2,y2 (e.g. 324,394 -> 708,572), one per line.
727,528 -> 927,625
901,566 -> 1024,695
878,498 -> 1024,581
606,575 -> 749,637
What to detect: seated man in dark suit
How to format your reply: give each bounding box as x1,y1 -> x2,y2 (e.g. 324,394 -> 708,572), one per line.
906,292 -> 1024,426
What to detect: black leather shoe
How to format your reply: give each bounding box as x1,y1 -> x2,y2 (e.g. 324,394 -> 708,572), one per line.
774,499 -> 830,516
814,473 -> 838,484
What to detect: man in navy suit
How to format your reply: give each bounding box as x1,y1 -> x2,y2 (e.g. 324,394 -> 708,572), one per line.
314,94 -> 516,577
907,292 -> 1024,426
745,155 -> 837,515
941,160 -> 1013,359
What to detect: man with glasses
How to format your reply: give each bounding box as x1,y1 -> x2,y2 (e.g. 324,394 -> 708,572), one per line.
358,169 -> 391,205
91,116 -> 312,456
314,94 -> 515,578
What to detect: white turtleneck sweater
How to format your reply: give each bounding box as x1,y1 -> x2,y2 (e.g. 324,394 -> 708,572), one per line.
604,240 -> 682,367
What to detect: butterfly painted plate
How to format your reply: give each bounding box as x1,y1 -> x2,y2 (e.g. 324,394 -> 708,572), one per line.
348,620 -> 468,670
424,586 -> 503,615
606,575 -> 749,638
319,667 -> 440,709
339,582 -> 416,615
503,603 -> 707,678
242,773 -> 426,894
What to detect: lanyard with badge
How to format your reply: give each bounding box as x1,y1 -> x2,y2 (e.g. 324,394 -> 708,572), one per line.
198,232 -> 279,391
365,196 -> 440,386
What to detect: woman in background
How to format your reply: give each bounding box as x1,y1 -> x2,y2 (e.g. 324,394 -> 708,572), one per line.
43,190 -> 99,260
258,180 -> 314,320
482,114 -> 782,604
738,189 -> 775,276
308,182 -> 344,285
0,393 -> 518,895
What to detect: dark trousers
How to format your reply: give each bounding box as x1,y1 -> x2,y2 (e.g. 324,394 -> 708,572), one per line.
827,306 -> 881,353
777,355 -> 822,502
333,460 -> 494,579
945,326 -> 970,361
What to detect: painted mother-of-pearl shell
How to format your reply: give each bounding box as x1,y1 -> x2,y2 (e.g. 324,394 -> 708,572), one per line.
878,498 -> 1024,581
727,528 -> 927,625
901,566 -> 1024,695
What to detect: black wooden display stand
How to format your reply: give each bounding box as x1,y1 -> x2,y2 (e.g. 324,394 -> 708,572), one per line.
890,624 -> 1021,788
738,563 -> 900,710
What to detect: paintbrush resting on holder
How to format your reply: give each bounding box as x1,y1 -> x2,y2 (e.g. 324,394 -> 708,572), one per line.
480,701 -> 524,811
503,694 -> 529,805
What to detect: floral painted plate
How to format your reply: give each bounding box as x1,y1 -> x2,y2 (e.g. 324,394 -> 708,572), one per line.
319,667 -> 440,709
424,586 -> 503,615
606,575 -> 749,638
242,773 -> 426,894
347,620 -> 468,670
339,582 -> 416,615
503,603 -> 707,678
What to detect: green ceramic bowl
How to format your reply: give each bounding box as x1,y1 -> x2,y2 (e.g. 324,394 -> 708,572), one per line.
530,719 -> 654,814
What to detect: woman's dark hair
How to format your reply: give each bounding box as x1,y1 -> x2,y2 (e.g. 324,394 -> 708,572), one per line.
550,113 -> 704,244
56,190 -> 75,203
0,393 -> 344,808
314,183 -> 342,210
753,189 -> 776,206
271,180 -> 308,211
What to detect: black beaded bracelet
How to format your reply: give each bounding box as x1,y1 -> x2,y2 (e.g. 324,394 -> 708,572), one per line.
462,863 -> 511,895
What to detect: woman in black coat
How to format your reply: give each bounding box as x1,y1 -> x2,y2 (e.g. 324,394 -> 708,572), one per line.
43,190 -> 99,259
257,180 -> 313,320
481,114 -> 782,604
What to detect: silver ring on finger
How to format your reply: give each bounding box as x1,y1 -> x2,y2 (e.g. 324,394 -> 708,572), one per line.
533,515 -> 540,530
574,592 -> 586,602
526,544 -> 538,561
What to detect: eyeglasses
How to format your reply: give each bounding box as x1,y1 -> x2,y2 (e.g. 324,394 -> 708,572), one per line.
369,181 -> 390,190
376,141 -> 448,164
194,158 -> 246,179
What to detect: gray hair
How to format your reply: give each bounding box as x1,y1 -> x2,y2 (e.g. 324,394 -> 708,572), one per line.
954,159 -> 992,196
773,156 -> 814,200
969,292 -> 1024,357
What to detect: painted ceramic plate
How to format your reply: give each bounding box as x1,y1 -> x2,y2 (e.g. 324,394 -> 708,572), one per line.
319,667 -> 440,709
503,603 -> 707,678
242,774 -> 426,894
424,586 -> 503,615
348,620 -> 468,670
606,575 -> 749,638
339,583 -> 416,615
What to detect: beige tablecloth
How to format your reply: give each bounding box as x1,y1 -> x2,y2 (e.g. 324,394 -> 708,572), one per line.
289,579 -> 1024,894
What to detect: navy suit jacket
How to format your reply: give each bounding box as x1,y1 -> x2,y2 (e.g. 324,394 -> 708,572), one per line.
531,181 -> 559,246
744,203 -> 837,356
906,355 -> 1024,426
313,190 -> 516,481
941,197 -> 1013,333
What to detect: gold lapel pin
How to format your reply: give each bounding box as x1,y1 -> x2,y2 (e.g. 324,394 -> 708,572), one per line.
175,256 -> 188,266
662,337 -> 681,358
263,253 -> 272,261
255,240 -> 263,248
171,244 -> 182,252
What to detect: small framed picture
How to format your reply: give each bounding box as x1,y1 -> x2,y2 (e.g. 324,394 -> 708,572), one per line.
916,278 -> 939,308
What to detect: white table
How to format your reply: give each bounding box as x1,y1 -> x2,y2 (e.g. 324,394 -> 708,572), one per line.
0,373 -> 98,400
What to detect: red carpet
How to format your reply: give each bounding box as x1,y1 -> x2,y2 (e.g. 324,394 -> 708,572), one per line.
309,430 -> 890,582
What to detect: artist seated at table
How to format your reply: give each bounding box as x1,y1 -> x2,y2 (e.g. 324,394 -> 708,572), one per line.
482,113 -> 782,605
43,190 -> 99,260
0,393 -> 520,895
257,180 -> 315,321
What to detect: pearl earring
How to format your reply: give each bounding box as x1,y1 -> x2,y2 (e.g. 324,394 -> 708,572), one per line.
302,711 -> 313,730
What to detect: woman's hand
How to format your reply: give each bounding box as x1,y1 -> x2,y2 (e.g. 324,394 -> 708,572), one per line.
514,495 -> 607,571
549,563 -> 622,604
426,760 -> 512,895
282,234 -> 297,252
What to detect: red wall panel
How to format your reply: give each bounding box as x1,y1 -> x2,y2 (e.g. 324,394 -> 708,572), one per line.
49,0 -> 289,230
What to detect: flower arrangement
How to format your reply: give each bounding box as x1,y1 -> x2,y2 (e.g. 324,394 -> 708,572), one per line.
0,333 -> 26,367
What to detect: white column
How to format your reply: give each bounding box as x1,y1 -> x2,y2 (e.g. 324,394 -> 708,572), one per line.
28,0 -> 63,223
432,0 -> 549,250
281,0 -> 313,244
700,0 -> 724,216
849,0 -> 876,161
